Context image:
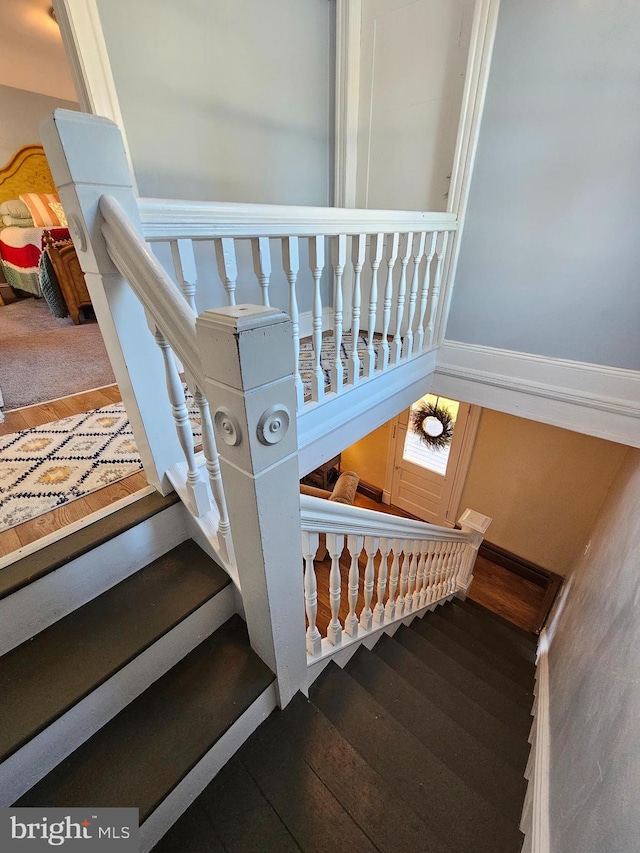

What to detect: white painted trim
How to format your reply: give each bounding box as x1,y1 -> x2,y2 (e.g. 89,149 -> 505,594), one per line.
0,586 -> 235,806
435,0 -> 501,342
521,630 -> 550,853
139,682 -> 278,853
334,0 -> 361,208
52,0 -> 137,189
434,341 -> 640,447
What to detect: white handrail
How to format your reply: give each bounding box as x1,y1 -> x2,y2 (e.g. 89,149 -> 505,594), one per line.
138,198 -> 458,240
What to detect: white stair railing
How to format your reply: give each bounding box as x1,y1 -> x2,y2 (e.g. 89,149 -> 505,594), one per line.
300,495 -> 491,664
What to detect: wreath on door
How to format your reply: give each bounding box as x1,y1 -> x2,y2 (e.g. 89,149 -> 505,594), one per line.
410,400 -> 454,450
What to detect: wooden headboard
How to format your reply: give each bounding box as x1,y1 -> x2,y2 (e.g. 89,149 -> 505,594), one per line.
0,144 -> 56,207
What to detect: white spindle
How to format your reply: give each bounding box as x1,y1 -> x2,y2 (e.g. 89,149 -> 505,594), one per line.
308,236 -> 326,402
365,233 -> 384,378
448,542 -> 464,595
302,531 -> 322,656
391,233 -> 414,363
359,535 -> 378,631
405,540 -> 419,614
418,541 -> 436,608
345,534 -> 363,638
402,232 -> 427,358
413,542 -> 428,610
427,231 -> 449,347
396,543 -> 410,616
426,540 -> 442,604
326,533 -> 344,646
348,234 -> 366,385
251,237 -> 272,307
214,237 -> 238,306
416,232 -> 437,352
154,329 -> 209,517
170,239 -> 198,313
377,233 -> 399,371
331,235 -> 347,394
282,237 -> 304,408
374,538 -> 391,625
385,538 -> 402,621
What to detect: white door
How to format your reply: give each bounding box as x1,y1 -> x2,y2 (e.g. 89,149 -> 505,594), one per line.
356,0 -> 475,211
390,394 -> 480,526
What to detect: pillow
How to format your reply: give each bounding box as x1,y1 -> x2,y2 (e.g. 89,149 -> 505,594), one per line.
2,214 -> 35,227
47,200 -> 68,227
18,192 -> 64,227
0,199 -> 32,219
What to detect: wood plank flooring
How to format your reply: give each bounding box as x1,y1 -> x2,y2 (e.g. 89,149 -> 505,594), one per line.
0,385 -> 148,557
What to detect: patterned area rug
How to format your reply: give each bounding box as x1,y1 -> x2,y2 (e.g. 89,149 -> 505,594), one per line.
0,399 -> 202,533
299,330 -> 383,396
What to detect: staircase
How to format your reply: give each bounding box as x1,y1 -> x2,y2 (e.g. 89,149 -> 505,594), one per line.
152,597 -> 536,853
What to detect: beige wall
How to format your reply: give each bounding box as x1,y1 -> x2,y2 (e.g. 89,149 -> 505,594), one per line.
341,421 -> 392,491
457,409 -> 628,574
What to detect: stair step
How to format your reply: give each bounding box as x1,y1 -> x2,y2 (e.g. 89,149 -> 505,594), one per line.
311,663 -> 524,853
0,540 -> 230,765
347,646 -> 527,823
394,625 -> 532,735
425,609 -> 535,689
410,617 -> 533,708
438,601 -> 537,669
237,705 -> 380,853
153,805 -> 225,853
453,598 -> 538,659
275,693 -> 451,853
374,635 -> 530,772
17,616 -> 274,823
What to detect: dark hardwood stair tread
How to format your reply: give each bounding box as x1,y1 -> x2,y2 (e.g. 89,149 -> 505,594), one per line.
311,664 -> 523,853
17,616 -> 274,822
454,598 -> 538,655
374,634 -> 530,771
437,602 -> 537,669
395,625 -> 532,735
0,539 -> 230,763
410,617 -> 533,708
346,646 -> 527,823
152,804 -> 226,853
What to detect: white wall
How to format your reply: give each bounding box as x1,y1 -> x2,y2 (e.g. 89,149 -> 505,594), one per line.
96,0 -> 333,205
446,0 -> 640,371
0,85 -> 79,166
547,448 -> 640,851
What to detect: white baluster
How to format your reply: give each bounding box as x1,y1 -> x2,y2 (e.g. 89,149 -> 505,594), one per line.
215,237 -> 238,306
396,542 -> 411,616
154,329 -> 209,517
345,534 -> 363,638
374,538 -> 391,625
391,233 -> 414,363
282,237 -> 304,409
417,541 -> 434,608
405,540 -> 419,613
427,231 -> 449,347
359,535 -> 378,632
251,237 -> 272,307
449,542 -> 465,595
170,239 -> 198,313
402,232 -> 427,358
365,233 -> 384,378
308,236 -> 326,403
193,386 -> 232,561
385,538 -> 402,621
435,544 -> 452,601
348,234 -> 366,385
426,541 -> 442,604
326,533 -> 344,646
413,542 -> 428,610
416,232 -> 437,353
302,531 -> 322,656
331,235 -> 347,394
378,233 -> 399,370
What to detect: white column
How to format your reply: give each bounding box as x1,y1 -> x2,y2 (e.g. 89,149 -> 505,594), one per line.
40,110 -> 183,493
456,508 -> 492,599
196,305 -> 307,707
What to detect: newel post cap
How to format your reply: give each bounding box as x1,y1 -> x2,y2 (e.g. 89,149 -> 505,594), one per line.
458,508 -> 492,535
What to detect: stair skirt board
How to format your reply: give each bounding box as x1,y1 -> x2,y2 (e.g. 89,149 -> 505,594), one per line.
306,596 -> 454,688
0,501 -> 189,655
1,584 -> 235,806
140,683 -> 277,853
520,631 -> 550,853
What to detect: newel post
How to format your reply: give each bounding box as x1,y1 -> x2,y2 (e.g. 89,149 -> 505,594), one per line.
456,508 -> 492,599
39,109 -> 183,493
196,305 -> 307,707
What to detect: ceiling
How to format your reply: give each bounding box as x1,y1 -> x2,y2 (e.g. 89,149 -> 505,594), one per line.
0,0 -> 77,102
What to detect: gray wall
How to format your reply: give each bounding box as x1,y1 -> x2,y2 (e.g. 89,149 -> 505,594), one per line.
446,0 -> 640,371
0,85 -> 79,166
96,0 -> 333,205
547,447 -> 640,851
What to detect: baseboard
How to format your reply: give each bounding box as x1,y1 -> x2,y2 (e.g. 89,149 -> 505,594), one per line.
521,630 -> 550,853
433,340 -> 640,447
356,480 -> 384,502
